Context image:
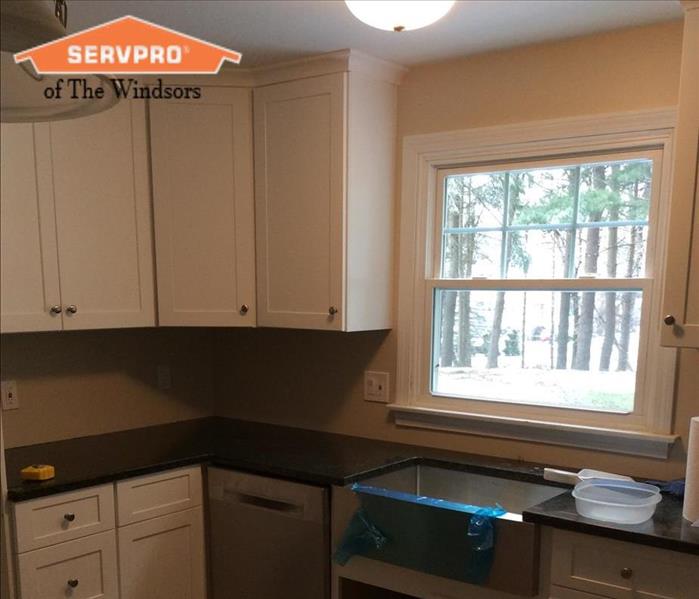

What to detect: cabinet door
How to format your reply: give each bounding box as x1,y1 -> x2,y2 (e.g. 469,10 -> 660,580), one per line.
118,507 -> 206,599
254,74 -> 345,330
17,530 -> 118,599
661,7 -> 699,347
48,100 -> 155,330
150,88 -> 256,326
0,124 -> 62,333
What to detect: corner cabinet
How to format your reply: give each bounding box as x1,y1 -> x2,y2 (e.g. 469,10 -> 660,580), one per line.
149,87 -> 256,327
661,3 -> 699,347
254,64 -> 402,331
0,100 -> 155,333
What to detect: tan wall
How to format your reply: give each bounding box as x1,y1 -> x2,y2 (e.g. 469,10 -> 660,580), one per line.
215,20 -> 698,480
1,329 -> 215,448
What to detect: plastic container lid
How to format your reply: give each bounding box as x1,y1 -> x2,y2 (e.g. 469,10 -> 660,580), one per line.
572,479 -> 661,507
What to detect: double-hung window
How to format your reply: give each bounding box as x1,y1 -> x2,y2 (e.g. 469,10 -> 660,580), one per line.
395,112 -> 677,455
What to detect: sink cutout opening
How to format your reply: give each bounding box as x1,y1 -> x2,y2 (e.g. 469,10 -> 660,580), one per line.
360,465 -> 565,516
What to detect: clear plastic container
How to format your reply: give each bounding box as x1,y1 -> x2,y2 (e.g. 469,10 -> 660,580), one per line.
572,479 -> 661,524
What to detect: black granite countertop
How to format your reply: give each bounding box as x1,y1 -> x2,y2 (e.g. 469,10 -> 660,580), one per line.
4,417 -> 547,498
5,417 -> 698,554
523,489 -> 699,554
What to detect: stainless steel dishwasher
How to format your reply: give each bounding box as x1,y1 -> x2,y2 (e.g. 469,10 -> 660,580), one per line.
208,467 -> 330,599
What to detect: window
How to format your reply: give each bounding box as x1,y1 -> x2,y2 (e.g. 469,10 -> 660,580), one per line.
433,155 -> 652,413
395,111 -> 677,455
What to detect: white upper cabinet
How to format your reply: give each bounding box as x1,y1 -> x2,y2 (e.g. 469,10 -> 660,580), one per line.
49,100 -> 155,330
0,124 -> 62,333
661,4 -> 699,347
150,87 -> 256,326
254,58 -> 402,331
0,101 -> 155,333
254,74 -> 345,330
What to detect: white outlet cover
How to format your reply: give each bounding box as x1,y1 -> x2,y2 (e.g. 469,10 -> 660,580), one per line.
1,380 -> 19,410
364,371 -> 390,403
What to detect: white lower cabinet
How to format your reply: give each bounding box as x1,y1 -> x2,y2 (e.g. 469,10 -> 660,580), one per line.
17,530 -> 119,599
117,507 -> 206,599
550,529 -> 699,599
11,466 -> 206,599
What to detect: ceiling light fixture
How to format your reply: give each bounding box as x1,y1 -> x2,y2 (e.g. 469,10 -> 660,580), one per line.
345,0 -> 456,32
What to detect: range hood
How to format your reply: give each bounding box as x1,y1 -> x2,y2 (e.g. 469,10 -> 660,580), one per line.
1,0 -> 119,123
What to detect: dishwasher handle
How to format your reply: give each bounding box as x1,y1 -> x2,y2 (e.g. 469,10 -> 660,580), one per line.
223,488 -> 305,517
208,469 -> 327,524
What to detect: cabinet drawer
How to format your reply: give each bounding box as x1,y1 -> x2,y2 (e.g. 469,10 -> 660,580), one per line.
13,484 -> 115,553
550,530 -> 699,599
17,530 -> 118,599
116,465 -> 202,525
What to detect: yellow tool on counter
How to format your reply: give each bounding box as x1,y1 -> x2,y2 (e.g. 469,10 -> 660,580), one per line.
20,464 -> 55,481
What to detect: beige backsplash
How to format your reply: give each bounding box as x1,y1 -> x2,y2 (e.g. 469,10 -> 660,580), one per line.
0,328 -> 215,448
212,328 -> 698,481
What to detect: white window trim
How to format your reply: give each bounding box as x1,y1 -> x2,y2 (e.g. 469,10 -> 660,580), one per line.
393,108 -> 679,458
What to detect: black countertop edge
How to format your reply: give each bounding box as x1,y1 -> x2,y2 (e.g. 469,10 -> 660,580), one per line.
523,508 -> 699,555
522,510 -> 699,555
6,454 -> 212,501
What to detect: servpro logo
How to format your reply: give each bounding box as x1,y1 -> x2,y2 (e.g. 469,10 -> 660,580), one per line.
14,15 -> 242,74
66,44 -> 186,66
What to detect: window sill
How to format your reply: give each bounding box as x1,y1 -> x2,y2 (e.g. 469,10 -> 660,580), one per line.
388,404 -> 678,459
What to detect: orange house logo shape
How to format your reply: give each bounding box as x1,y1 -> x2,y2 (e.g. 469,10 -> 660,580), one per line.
14,15 -> 242,75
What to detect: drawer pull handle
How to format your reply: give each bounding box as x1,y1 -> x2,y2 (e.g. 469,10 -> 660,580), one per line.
328,306 -> 338,316
67,579 -> 79,588
620,567 -> 633,579
64,513 -> 76,522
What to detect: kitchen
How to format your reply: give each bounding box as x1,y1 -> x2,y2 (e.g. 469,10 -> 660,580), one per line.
1,1 -> 698,598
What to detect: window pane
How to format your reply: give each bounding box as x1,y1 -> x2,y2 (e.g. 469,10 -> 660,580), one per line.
444,173 -> 504,230
442,232 -> 502,279
432,289 -> 642,412
575,225 -> 648,278
440,158 -> 653,279
577,161 -> 651,225
507,229 -> 571,278
511,166 -> 576,226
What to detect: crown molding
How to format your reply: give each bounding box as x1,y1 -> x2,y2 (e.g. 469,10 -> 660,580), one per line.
145,49 -> 406,88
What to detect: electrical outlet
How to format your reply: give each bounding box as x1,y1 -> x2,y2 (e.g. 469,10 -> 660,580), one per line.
364,371 -> 390,403
1,380 -> 19,410
156,365 -> 172,390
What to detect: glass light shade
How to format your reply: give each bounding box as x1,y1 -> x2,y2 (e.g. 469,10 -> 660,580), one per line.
345,1 -> 456,32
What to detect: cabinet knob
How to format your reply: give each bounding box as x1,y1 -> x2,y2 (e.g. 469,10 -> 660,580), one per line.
663,314 -> 675,326
64,513 -> 76,522
239,304 -> 249,315
67,579 -> 79,588
620,567 -> 633,579
49,305 -> 62,315
328,306 -> 338,316
66,305 -> 77,314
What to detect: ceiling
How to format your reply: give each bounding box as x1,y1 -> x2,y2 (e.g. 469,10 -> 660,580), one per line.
67,0 -> 683,67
